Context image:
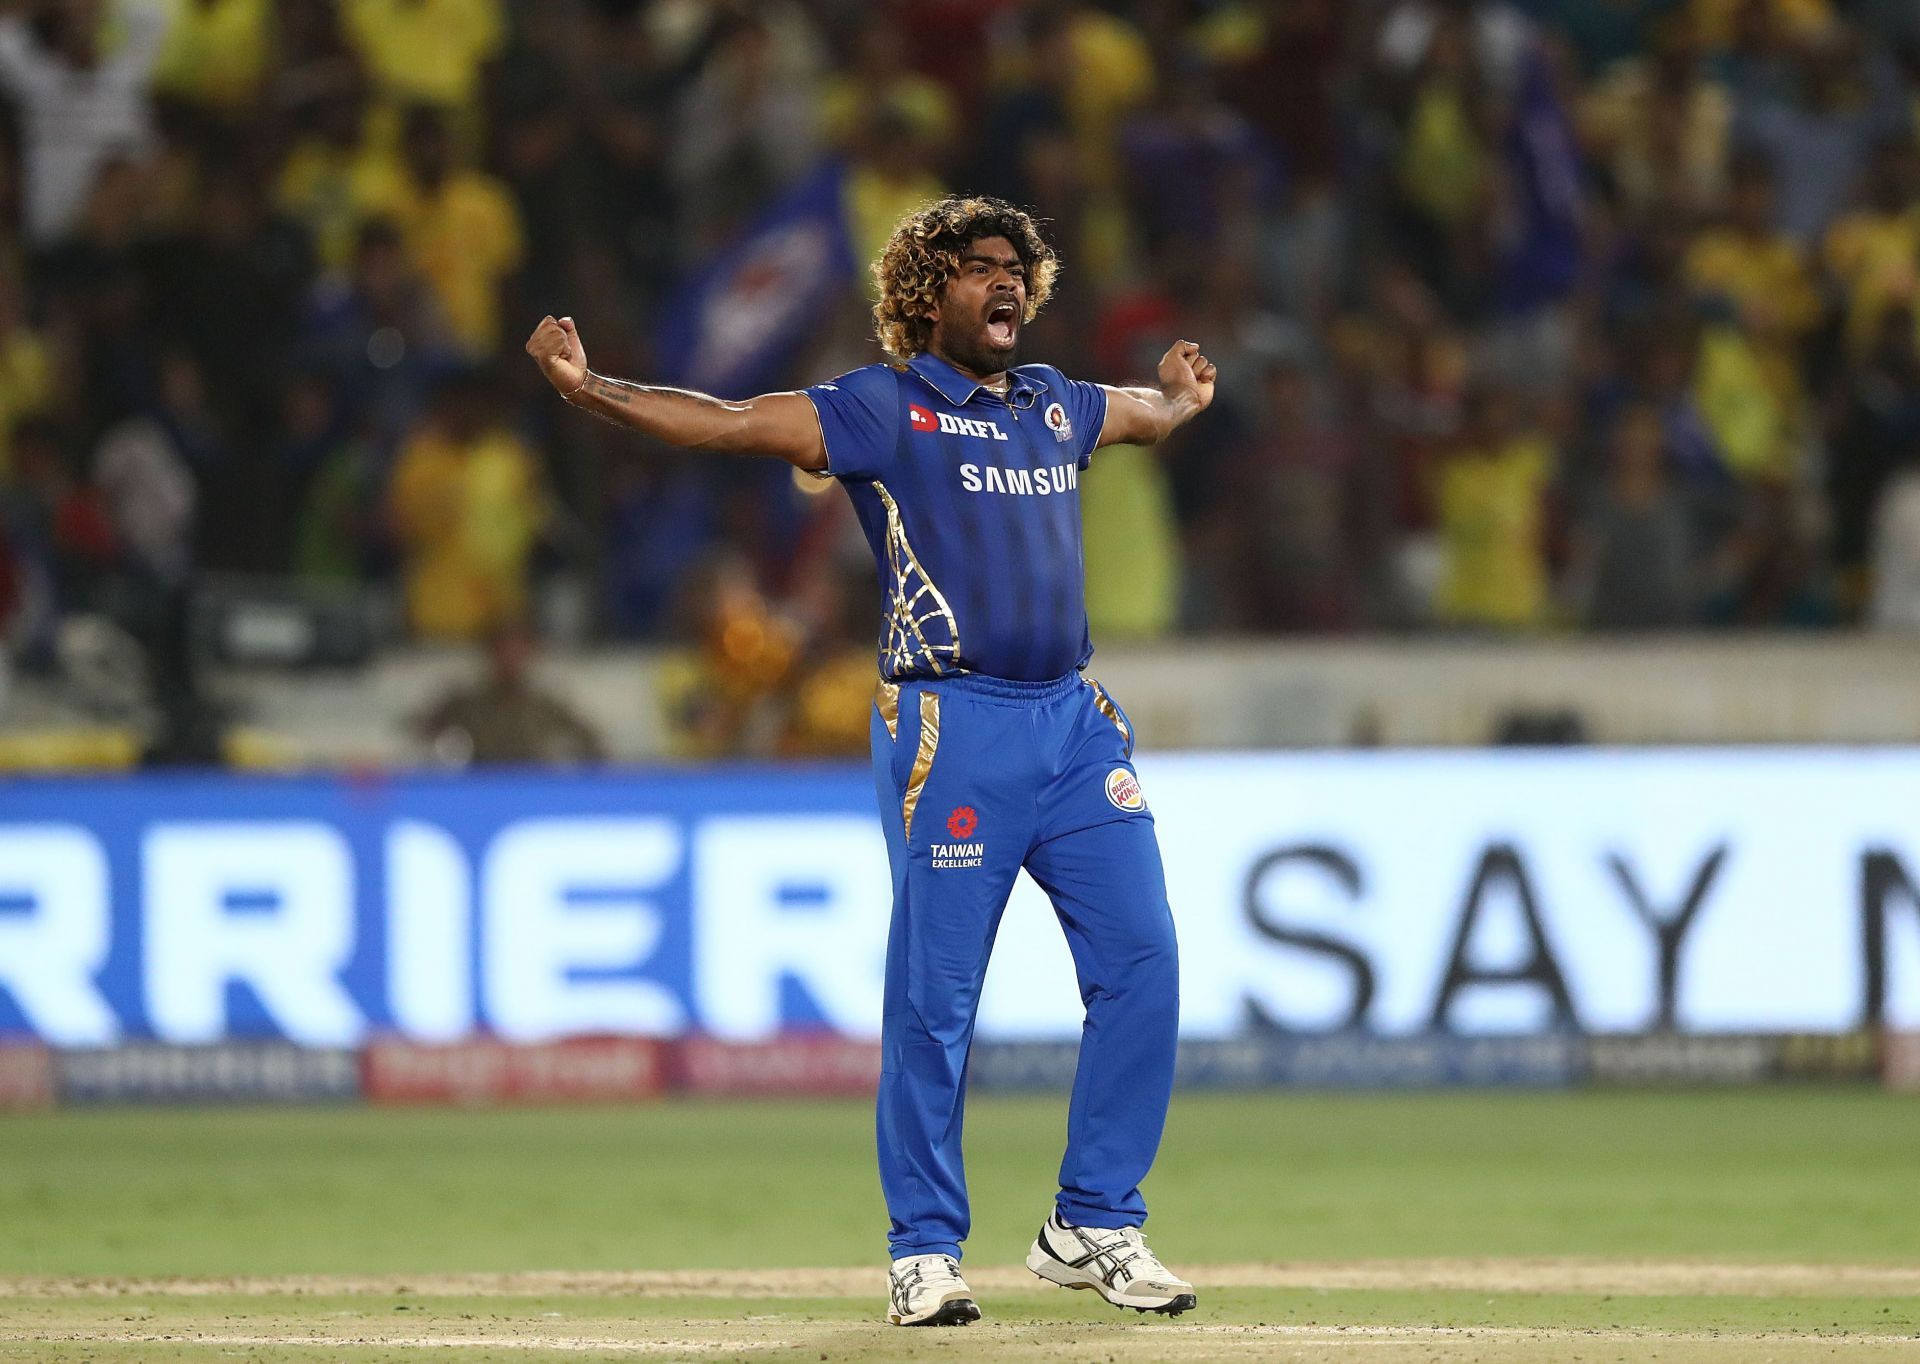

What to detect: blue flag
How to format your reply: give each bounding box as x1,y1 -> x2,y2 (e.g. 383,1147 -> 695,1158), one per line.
1498,47 -> 1585,313
657,162 -> 857,398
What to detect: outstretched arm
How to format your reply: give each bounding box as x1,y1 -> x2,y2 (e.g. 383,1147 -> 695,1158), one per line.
1095,340 -> 1217,448
526,315 -> 827,472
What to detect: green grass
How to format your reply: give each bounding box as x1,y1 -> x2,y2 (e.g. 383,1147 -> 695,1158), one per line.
5,1091 -> 1920,1361
1,1089 -> 1918,1275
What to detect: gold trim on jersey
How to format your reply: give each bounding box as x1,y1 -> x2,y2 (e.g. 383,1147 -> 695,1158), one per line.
902,691 -> 940,841
874,481 -> 961,677
1088,678 -> 1132,755
875,678 -> 900,740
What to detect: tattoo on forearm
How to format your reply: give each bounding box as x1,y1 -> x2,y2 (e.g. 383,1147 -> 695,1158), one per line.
587,375 -> 634,406
569,373 -> 749,446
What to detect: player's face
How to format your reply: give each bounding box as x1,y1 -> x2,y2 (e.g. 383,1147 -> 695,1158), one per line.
930,236 -> 1027,377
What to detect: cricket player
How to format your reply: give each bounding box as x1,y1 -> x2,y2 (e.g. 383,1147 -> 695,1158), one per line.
526,197 -> 1212,1327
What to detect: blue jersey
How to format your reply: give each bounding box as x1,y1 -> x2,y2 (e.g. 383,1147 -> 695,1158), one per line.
804,351 -> 1109,682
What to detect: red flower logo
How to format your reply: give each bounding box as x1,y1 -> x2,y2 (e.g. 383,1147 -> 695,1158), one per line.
946,806 -> 978,839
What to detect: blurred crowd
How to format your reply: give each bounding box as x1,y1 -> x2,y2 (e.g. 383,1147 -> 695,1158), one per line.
7,0 -> 1920,739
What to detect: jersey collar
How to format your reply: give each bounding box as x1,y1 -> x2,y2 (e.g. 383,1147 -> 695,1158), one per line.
908,351 -> 1046,407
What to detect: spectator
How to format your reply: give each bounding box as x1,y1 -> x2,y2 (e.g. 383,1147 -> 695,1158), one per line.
0,0 -> 169,243
668,7 -> 821,251
277,369 -> 377,585
819,9 -> 955,155
143,165 -> 313,456
1378,0 -> 1537,94
1821,135 -> 1920,358
1566,402 -> 1695,628
1826,304 -> 1920,611
1683,155 -> 1818,472
1117,54 -> 1262,251
1434,384 -> 1556,629
1582,25 -> 1734,219
657,552 -> 800,759
90,355 -> 198,586
337,0 -> 502,127
579,5 -> 677,298
1734,26 -> 1908,244
386,368 -> 545,641
274,76 -> 392,274
152,0 -> 269,114
1213,359 -> 1360,632
1868,442 -> 1920,631
360,104 -> 524,356
8,0 -> 1920,677
415,619 -> 605,765
1681,153 -> 1812,336
0,264 -> 51,474
988,0 -> 1154,195
302,216 -> 458,444
843,107 -> 944,278
1,416 -> 116,653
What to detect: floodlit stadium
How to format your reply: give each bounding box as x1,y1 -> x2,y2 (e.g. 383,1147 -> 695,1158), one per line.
3,0 -> 1920,1360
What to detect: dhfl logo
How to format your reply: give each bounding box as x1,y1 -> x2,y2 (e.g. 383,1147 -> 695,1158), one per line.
946,806 -> 979,839
909,403 -> 937,432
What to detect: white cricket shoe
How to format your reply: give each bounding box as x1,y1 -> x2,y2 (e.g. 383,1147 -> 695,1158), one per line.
1026,1210 -> 1198,1314
886,1253 -> 982,1326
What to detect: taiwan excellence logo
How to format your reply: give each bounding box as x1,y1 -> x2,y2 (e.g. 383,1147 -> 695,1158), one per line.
1105,769 -> 1144,812
932,806 -> 983,869
1044,402 -> 1074,443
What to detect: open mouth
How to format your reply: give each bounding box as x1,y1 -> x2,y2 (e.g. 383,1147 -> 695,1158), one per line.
985,301 -> 1018,348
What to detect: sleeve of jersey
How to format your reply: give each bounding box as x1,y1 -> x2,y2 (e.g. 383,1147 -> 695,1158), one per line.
1054,371 -> 1108,470
801,365 -> 897,482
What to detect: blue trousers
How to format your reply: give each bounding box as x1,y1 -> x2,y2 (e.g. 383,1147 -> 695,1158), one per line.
870,670 -> 1180,1261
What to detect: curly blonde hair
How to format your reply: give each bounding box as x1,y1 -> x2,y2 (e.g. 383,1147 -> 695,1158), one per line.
871,197 -> 1059,362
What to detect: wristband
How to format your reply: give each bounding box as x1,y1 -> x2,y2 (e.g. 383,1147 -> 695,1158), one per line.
563,370 -> 592,402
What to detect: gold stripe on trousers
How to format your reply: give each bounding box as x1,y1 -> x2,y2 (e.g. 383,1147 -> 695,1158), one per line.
901,691 -> 940,842
1087,678 -> 1131,753
874,678 -> 900,740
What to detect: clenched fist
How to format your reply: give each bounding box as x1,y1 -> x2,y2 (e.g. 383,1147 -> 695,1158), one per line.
1158,340 -> 1216,413
526,315 -> 589,397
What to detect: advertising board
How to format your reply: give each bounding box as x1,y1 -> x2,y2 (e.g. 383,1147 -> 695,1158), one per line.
2,752 -> 1917,1045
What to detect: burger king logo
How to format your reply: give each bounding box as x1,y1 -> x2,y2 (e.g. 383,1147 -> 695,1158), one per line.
1105,767 -> 1144,811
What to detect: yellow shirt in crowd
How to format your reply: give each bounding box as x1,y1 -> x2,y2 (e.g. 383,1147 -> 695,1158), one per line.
819,78 -> 955,151
153,0 -> 270,110
845,166 -> 945,290
0,328 -> 50,476
1437,437 -> 1552,629
388,426 -> 542,640
339,0 -> 504,111
359,166 -> 525,353
1686,0 -> 1832,47
1824,208 -> 1920,355
1684,229 -> 1819,339
1684,228 -> 1818,440
275,138 -> 405,273
991,7 -> 1153,190
1080,443 -> 1180,640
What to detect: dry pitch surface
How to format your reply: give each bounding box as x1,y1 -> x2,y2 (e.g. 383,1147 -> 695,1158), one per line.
5,1261 -> 1920,1363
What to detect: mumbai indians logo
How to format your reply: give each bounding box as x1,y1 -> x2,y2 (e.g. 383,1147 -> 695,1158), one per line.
1044,402 -> 1073,443
1105,768 -> 1145,812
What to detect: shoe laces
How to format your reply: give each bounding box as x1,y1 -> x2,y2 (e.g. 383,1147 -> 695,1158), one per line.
894,1253 -> 965,1292
1072,1222 -> 1169,1283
